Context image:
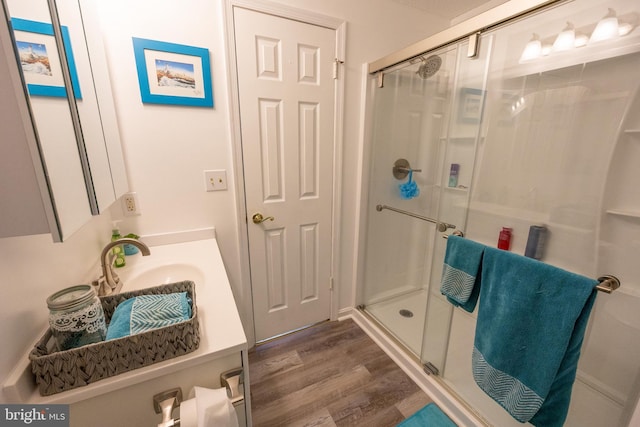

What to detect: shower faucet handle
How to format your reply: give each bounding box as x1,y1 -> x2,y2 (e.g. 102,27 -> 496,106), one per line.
393,158 -> 421,180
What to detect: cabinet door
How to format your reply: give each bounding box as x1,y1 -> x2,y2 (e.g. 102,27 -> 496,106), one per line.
0,2 -> 60,239
1,0 -> 129,241
69,353 -> 246,427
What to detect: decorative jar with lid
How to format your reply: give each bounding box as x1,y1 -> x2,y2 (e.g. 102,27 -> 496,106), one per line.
46,285 -> 107,351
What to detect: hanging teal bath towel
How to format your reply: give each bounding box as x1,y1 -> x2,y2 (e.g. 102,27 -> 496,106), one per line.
397,403 -> 457,427
473,247 -> 597,426
440,234 -> 485,312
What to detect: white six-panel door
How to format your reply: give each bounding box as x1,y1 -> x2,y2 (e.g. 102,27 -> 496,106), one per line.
233,7 -> 336,341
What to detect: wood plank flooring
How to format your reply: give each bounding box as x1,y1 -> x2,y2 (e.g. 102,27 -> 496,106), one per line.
248,318 -> 433,426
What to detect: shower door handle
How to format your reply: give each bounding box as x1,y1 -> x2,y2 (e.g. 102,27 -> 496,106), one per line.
252,213 -> 274,224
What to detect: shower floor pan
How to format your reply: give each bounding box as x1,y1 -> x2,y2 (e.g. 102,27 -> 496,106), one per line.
365,289 -> 427,356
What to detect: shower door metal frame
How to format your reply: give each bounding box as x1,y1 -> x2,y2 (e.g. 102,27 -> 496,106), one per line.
368,0 -> 565,74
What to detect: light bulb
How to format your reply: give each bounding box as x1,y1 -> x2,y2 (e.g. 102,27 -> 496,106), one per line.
520,33 -> 542,62
618,22 -> 633,36
553,22 -> 576,52
574,34 -> 589,47
590,8 -> 619,43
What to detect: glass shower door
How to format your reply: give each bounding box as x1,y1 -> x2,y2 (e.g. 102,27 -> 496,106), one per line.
420,36 -> 491,374
361,44 -> 459,357
420,0 -> 640,425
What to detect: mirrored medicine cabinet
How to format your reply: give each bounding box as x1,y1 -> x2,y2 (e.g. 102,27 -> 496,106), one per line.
0,0 -> 128,242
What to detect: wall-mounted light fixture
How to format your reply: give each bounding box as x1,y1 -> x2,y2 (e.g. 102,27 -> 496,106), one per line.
520,8 -> 635,63
553,22 -> 576,52
520,33 -> 542,61
590,8 -> 620,43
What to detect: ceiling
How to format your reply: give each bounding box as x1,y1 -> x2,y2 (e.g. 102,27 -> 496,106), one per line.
389,0 -> 509,21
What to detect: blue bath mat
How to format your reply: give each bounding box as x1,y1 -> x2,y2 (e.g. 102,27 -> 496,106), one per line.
397,403 -> 456,427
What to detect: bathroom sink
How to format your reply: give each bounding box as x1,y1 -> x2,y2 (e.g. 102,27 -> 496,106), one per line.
123,263 -> 206,289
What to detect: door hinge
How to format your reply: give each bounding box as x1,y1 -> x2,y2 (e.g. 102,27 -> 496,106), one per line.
329,277 -> 334,291
333,58 -> 344,79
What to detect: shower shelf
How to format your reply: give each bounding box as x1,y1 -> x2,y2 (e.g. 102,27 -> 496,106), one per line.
434,184 -> 469,193
439,136 -> 477,143
606,209 -> 640,219
443,186 -> 468,193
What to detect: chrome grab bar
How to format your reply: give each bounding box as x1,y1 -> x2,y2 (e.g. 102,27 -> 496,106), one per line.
376,204 -> 455,232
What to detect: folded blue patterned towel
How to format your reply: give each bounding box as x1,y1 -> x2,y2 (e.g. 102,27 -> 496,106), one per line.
106,292 -> 192,340
473,247 -> 597,426
397,403 -> 456,427
440,234 -> 485,312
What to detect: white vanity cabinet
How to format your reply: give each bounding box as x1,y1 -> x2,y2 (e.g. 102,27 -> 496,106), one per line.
69,353 -> 248,427
2,233 -> 251,427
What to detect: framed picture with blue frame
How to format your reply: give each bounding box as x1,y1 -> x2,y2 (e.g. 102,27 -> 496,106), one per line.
11,17 -> 82,99
132,37 -> 213,108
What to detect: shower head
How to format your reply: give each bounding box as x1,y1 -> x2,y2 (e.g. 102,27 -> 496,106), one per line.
416,55 -> 442,79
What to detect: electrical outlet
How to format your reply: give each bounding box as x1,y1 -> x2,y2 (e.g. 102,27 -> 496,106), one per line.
204,170 -> 227,191
122,192 -> 141,216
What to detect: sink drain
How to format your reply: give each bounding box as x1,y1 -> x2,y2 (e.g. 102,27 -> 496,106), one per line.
399,309 -> 414,318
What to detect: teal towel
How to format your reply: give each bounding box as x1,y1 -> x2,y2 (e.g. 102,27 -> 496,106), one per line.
473,247 -> 597,426
397,403 -> 456,427
440,235 -> 485,312
106,292 -> 192,340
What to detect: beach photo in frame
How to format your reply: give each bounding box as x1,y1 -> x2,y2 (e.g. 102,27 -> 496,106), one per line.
458,87 -> 485,123
11,17 -> 82,98
132,37 -> 213,107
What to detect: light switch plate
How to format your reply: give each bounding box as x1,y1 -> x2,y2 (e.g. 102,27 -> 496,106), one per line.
204,170 -> 227,191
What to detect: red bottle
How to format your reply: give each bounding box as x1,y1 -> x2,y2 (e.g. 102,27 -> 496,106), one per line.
497,227 -> 512,250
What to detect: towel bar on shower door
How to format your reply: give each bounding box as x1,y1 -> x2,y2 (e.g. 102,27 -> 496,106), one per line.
440,233 -> 622,294
376,204 -> 455,232
595,275 -> 620,293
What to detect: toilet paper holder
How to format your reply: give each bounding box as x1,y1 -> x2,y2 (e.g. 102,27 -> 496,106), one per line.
154,387 -> 182,427
220,367 -> 244,407
153,367 -> 244,427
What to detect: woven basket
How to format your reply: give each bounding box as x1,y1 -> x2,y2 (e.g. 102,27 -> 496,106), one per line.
30,281 -> 200,396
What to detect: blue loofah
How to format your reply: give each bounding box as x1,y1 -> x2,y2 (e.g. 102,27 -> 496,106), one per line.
399,170 -> 420,199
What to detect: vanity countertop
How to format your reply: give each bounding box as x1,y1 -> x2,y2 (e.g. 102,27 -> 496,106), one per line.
3,228 -> 247,404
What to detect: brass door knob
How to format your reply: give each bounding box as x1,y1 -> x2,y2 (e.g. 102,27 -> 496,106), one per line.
252,213 -> 274,224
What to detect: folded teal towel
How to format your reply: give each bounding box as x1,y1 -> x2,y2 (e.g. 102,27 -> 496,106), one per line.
397,403 -> 456,427
440,234 -> 485,312
106,292 -> 192,340
473,247 -> 597,426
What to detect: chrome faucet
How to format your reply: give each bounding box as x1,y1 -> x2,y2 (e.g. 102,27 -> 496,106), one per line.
95,238 -> 151,296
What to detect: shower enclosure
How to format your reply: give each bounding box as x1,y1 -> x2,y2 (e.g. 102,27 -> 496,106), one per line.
358,0 -> 640,425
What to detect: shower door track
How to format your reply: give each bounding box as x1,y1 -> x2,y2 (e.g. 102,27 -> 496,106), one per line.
355,306 -> 492,426
368,0 -> 566,74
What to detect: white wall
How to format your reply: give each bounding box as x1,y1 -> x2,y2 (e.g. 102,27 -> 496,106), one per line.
0,0 -> 451,399
96,0 -> 450,337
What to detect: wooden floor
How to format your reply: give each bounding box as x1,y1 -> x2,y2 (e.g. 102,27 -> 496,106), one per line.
248,318 -> 433,426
